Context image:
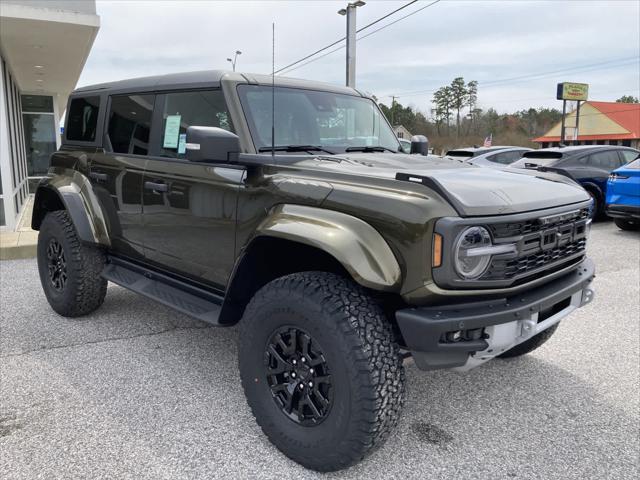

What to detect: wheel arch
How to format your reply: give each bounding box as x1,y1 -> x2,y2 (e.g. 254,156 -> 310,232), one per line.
32,172 -> 111,247
218,204 -> 402,325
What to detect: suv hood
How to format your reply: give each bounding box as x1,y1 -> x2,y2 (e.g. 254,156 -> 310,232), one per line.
292,153 -> 590,216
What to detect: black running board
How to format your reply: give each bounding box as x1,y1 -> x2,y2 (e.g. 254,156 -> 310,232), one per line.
101,257 -> 223,325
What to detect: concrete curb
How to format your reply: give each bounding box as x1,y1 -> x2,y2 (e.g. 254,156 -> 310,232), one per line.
1,195 -> 37,260
0,231 -> 38,260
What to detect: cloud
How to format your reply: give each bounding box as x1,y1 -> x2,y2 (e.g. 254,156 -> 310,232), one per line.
80,0 -> 640,114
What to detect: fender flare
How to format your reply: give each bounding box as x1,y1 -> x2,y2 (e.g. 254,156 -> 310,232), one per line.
254,204 -> 401,290
32,170 -> 111,246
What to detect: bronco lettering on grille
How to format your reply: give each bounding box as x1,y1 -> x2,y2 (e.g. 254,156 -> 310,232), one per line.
537,209 -> 582,226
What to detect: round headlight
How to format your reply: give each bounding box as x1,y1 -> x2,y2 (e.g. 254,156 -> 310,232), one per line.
454,226 -> 492,279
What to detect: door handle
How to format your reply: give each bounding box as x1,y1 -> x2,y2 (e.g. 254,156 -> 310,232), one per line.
90,172 -> 108,182
144,181 -> 168,192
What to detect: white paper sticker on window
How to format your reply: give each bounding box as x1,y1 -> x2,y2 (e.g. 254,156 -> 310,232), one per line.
163,115 -> 181,148
178,133 -> 187,154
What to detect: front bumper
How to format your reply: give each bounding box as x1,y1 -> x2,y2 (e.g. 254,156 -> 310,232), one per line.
606,204 -> 640,220
396,258 -> 595,371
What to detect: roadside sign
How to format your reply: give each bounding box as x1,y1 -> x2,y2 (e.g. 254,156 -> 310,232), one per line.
557,82 -> 589,101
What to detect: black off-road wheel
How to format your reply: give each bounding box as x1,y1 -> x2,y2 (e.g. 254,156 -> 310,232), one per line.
238,272 -> 405,472
37,211 -> 107,317
614,218 -> 640,231
498,323 -> 560,359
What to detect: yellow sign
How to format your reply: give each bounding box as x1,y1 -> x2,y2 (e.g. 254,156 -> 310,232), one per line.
557,82 -> 589,101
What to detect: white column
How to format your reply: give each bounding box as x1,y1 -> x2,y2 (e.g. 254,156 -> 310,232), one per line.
0,58 -> 17,230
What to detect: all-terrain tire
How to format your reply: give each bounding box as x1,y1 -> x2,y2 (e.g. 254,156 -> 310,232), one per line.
614,218 -> 640,231
37,210 -> 107,317
498,323 -> 560,358
238,272 -> 405,472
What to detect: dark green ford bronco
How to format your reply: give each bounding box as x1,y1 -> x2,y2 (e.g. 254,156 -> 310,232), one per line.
33,71 -> 595,471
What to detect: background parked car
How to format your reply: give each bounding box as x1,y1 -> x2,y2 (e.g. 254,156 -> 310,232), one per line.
445,146 -> 533,168
606,155 -> 640,231
510,145 -> 640,217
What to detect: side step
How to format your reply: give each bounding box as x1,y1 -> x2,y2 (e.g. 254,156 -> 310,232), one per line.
101,258 -> 223,325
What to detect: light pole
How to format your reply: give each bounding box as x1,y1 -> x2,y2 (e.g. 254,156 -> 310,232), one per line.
338,1 -> 365,88
226,50 -> 242,72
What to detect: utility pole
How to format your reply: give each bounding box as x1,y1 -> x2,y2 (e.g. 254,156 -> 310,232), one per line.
560,99 -> 567,145
391,95 -> 397,125
338,1 -> 365,88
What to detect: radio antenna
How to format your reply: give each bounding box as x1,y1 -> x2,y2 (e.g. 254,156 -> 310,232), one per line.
271,22 -> 275,159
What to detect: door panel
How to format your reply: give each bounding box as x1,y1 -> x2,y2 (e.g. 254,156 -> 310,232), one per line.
141,159 -> 244,288
89,152 -> 146,259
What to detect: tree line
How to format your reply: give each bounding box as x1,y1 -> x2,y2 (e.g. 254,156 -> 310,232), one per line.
378,78 -> 638,153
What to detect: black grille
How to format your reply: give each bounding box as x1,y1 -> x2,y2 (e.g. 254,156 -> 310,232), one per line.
489,207 -> 590,239
485,238 -> 586,280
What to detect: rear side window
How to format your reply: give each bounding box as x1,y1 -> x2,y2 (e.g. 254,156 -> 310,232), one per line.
66,96 -> 100,142
588,151 -> 622,170
620,150 -> 640,164
158,90 -> 233,159
107,94 -> 155,155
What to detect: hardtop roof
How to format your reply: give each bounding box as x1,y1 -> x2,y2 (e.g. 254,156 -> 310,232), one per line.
72,70 -> 363,97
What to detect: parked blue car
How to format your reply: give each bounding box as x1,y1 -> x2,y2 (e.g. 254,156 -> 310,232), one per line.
606,155 -> 640,231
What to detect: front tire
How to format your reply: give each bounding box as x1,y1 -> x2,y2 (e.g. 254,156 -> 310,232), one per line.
498,323 -> 559,358
37,211 -> 107,317
614,218 -> 640,231
238,272 -> 405,472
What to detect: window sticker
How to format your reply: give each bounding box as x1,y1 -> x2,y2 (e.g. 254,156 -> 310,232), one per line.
163,115 -> 181,148
178,133 -> 187,154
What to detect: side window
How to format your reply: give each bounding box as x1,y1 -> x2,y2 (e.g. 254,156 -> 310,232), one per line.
620,150 -> 640,164
66,96 -> 100,142
564,155 -> 588,167
159,90 -> 233,159
488,151 -> 522,165
486,153 -> 501,164
588,151 -> 622,170
107,94 -> 155,155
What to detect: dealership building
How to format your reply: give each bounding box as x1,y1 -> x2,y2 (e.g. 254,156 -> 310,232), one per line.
0,0 -> 99,229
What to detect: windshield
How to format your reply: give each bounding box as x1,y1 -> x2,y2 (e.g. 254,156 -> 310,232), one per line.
237,85 -> 400,153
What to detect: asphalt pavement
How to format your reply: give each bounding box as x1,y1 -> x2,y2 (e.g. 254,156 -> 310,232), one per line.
1,221 -> 638,479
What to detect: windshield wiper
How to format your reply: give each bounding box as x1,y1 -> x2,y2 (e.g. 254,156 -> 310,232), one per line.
258,145 -> 335,154
345,146 -> 397,153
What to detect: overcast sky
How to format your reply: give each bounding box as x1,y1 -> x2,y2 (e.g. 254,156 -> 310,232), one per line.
79,0 -> 640,115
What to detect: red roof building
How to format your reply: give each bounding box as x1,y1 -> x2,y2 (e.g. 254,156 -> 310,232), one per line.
533,101 -> 640,149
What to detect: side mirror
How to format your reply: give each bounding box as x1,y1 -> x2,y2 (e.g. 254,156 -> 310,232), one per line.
410,135 -> 429,156
185,126 -> 240,163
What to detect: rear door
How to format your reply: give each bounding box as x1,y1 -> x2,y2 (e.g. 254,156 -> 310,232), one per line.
141,89 -> 243,289
89,93 -> 155,260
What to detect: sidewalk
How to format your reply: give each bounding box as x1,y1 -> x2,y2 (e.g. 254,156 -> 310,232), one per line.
0,195 -> 37,260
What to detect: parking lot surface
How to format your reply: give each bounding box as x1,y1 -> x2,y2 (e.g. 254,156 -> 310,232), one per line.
1,221 -> 638,480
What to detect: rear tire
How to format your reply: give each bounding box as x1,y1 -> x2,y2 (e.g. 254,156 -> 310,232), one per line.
614,218 -> 640,231
498,323 -> 559,358
238,272 -> 405,472
37,211 -> 107,317
586,189 -> 603,219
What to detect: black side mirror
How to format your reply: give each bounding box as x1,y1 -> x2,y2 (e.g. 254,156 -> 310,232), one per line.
410,135 -> 429,156
185,126 -> 240,163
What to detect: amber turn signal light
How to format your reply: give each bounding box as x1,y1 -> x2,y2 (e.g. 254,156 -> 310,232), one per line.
433,233 -> 443,268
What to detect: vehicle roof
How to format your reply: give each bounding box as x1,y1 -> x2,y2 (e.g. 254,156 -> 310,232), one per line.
532,145 -> 636,154
72,70 -> 362,96
445,146 -> 526,157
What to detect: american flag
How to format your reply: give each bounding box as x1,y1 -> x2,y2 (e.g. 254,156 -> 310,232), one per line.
483,134 -> 493,148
